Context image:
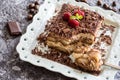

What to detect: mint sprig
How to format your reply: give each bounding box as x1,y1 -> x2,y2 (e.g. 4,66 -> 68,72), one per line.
70,13 -> 83,21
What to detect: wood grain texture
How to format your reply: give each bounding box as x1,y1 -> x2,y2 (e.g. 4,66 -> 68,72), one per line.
0,0 -> 120,80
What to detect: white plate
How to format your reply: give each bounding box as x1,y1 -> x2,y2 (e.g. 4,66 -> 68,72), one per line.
16,0 -> 120,80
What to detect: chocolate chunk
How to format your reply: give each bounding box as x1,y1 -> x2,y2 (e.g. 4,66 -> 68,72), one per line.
97,0 -> 102,6
35,5 -> 39,10
106,6 -> 117,12
103,4 -> 109,9
33,10 -> 38,15
27,14 -> 33,20
112,1 -> 116,7
29,9 -> 35,13
35,1 -> 40,5
80,0 -> 87,3
7,21 -> 22,36
29,9 -> 38,15
29,3 -> 35,9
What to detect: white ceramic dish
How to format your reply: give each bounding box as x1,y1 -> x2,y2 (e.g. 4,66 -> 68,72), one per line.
16,0 -> 120,80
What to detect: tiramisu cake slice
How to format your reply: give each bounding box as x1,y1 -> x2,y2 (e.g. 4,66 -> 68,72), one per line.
46,4 -> 103,53
44,4 -> 104,72
33,4 -> 107,72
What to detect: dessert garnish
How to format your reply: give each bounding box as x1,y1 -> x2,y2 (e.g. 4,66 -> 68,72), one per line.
63,9 -> 85,28
63,12 -> 72,21
68,19 -> 79,28
73,9 -> 85,16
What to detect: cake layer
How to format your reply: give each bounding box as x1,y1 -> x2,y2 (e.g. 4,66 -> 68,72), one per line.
46,40 -> 83,53
47,32 -> 95,45
72,48 -> 103,71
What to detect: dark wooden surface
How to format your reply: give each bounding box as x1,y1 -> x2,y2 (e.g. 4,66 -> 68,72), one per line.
0,0 -> 120,80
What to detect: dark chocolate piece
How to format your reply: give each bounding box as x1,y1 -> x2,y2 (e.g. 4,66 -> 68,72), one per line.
112,1 -> 116,7
29,9 -> 35,13
103,4 -> 109,9
27,14 -> 33,20
27,1 -> 40,21
102,4 -> 116,12
29,3 -> 35,9
35,5 -> 39,10
97,0 -> 102,6
107,6 -> 117,12
80,0 -> 87,3
7,21 -> 22,36
29,9 -> 37,15
35,1 -> 40,5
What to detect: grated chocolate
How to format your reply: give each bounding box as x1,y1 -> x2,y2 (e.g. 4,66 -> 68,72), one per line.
45,4 -> 104,38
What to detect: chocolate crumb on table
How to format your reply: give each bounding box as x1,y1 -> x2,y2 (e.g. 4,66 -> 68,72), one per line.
112,1 -> 116,7
35,1 -> 40,5
35,5 -> 39,10
75,0 -> 118,12
80,0 -> 87,3
29,9 -> 35,14
97,0 -> 102,6
27,1 -> 40,20
103,4 -> 109,9
102,3 -> 117,12
28,3 -> 35,9
27,14 -> 33,20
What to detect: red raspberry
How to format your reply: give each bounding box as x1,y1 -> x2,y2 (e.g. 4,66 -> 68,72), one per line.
68,19 -> 79,28
63,12 -> 72,21
74,10 -> 85,16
